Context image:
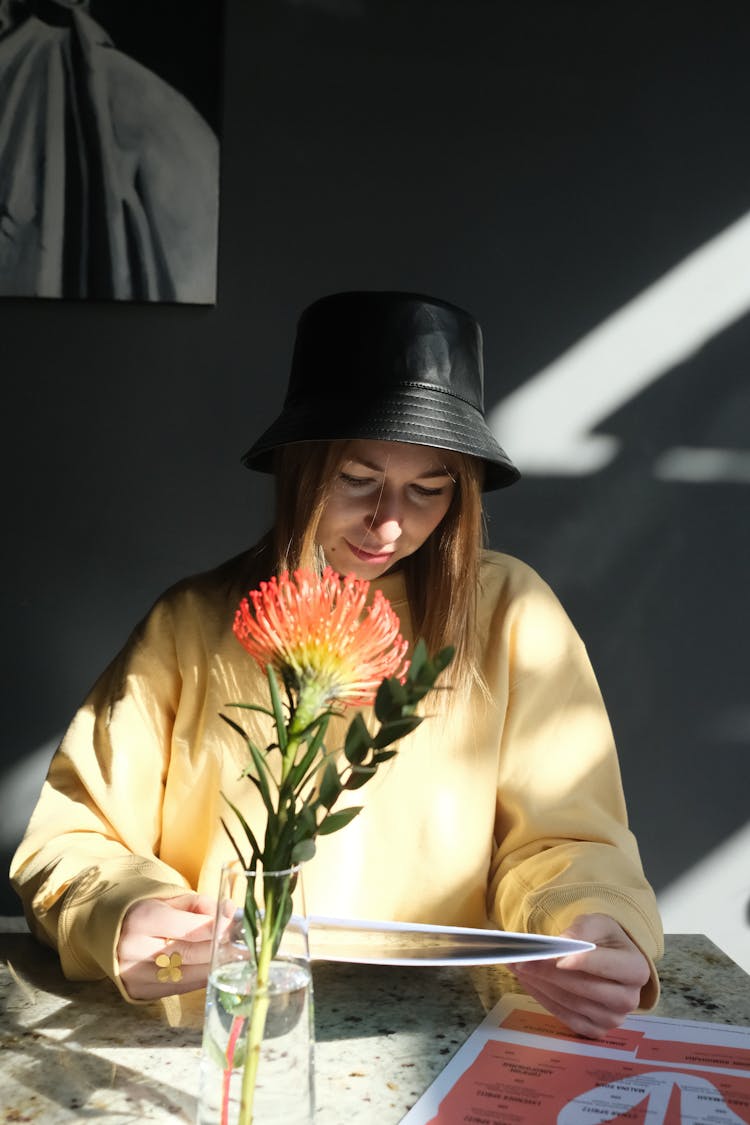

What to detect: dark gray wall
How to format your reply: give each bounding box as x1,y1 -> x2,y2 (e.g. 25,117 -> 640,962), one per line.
3,0 -> 749,911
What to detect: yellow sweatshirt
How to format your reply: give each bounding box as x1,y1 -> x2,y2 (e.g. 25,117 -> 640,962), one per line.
10,548 -> 663,1007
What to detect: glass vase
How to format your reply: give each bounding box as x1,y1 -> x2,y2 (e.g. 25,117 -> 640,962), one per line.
197,861 -> 314,1125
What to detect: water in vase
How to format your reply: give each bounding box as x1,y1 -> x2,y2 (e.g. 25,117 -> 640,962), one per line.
198,957 -> 314,1125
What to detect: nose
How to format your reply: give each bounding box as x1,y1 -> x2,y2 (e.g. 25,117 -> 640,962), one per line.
368,517 -> 402,545
365,495 -> 403,544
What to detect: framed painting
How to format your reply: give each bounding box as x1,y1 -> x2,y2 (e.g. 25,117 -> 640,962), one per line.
0,0 -> 223,304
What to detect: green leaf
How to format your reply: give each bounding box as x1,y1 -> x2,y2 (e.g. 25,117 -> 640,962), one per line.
433,645 -> 455,674
243,738 -> 276,814
344,712 -> 372,764
266,665 -> 288,751
287,713 -> 330,791
221,796 -> 262,861
219,712 -> 254,741
239,766 -> 268,789
401,682 -> 431,706
406,637 -> 428,680
243,866 -> 260,960
372,749 -> 399,764
344,763 -> 377,790
271,894 -> 294,958
318,759 -> 342,809
216,965 -> 257,1022
373,714 -> 422,748
224,700 -> 275,719
374,677 -> 399,723
406,642 -> 455,693
417,646 -> 455,689
293,804 -> 317,842
317,806 -> 362,835
291,838 -> 317,863
387,677 -> 408,707
243,898 -> 259,958
220,815 -> 250,870
272,803 -> 299,865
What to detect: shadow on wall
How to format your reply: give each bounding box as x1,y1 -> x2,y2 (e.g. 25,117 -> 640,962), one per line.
1,741 -> 57,913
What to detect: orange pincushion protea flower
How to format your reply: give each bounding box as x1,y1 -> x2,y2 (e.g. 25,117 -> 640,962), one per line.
233,566 -> 409,708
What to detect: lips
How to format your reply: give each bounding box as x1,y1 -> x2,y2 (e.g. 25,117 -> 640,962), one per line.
346,541 -> 396,564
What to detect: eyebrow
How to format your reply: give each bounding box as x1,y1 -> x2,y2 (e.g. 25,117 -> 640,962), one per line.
347,456 -> 455,479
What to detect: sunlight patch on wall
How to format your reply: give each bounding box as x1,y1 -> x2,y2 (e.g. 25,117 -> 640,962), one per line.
489,212 -> 750,478
657,821 -> 750,975
653,447 -> 750,484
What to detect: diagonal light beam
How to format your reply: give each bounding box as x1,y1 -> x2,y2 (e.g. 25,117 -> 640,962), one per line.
488,211 -> 750,474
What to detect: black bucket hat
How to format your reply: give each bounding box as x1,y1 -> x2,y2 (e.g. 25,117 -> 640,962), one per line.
242,290 -> 520,491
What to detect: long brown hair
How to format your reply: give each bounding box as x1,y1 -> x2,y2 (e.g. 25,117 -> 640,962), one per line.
269,440 -> 487,699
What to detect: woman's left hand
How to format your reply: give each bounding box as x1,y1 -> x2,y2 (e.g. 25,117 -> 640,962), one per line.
509,913 -> 651,1038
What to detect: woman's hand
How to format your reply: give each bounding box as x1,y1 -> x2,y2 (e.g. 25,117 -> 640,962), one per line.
509,913 -> 651,1038
117,893 -> 225,1000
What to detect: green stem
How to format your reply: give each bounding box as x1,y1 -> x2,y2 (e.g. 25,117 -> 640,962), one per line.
233,686 -> 315,1123
238,895 -> 276,1124
279,732 -> 300,787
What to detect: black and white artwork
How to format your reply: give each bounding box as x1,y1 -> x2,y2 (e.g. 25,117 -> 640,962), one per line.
0,0 -> 223,304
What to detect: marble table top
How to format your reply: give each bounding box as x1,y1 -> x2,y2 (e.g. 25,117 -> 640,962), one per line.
2,920 -> 749,1123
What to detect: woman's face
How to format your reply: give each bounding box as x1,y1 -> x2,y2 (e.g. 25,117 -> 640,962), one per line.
316,439 -> 457,579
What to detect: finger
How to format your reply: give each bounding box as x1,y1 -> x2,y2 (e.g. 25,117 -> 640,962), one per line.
560,912 -> 626,946
512,972 -> 627,1038
517,962 -> 641,1013
166,892 -> 222,918
556,946 -> 650,989
216,897 -> 239,939
512,965 -> 638,1034
558,915 -> 647,974
121,958 -> 210,1001
156,905 -> 217,941
526,990 -> 616,1038
514,957 -> 641,1005
514,940 -> 647,990
124,936 -> 216,966
127,898 -> 217,942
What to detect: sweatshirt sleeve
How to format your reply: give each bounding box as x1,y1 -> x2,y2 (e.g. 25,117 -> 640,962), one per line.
9,599 -> 192,1000
485,563 -> 664,1009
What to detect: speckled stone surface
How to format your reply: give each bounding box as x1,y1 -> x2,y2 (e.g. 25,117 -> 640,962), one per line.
2,923 -> 749,1123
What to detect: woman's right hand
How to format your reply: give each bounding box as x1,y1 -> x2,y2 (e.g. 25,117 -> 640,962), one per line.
117,893 -> 224,1000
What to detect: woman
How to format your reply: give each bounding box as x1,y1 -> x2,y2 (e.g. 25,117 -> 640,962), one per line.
10,291 -> 663,1037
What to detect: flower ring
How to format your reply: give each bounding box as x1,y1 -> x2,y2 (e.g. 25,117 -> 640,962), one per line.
155,951 -> 183,983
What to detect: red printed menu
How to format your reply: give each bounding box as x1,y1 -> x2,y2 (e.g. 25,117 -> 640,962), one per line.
400,995 -> 750,1124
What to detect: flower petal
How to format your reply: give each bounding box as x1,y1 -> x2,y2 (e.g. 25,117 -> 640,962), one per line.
233,568 -> 409,708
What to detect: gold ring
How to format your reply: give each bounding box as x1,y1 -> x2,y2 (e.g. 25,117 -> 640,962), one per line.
155,951 -> 183,983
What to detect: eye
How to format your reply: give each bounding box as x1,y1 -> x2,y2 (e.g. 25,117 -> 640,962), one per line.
339,471 -> 375,489
410,482 -> 451,499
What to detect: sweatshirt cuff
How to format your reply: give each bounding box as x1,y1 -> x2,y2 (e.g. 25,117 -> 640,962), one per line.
57,858 -> 190,1001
